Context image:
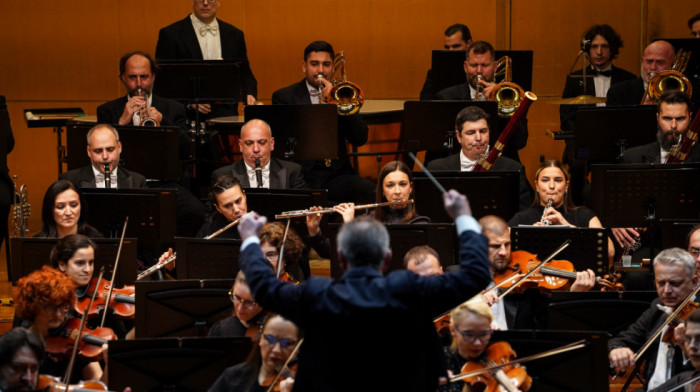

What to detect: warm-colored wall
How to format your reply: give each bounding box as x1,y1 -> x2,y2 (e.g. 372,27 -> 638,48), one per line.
0,0 -> 696,233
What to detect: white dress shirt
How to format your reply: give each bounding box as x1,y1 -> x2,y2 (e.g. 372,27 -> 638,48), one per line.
190,13 -> 222,60
92,165 -> 118,188
244,161 -> 271,188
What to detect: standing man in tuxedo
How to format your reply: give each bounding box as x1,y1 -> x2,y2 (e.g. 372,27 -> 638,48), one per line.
419,23 -> 473,100
211,119 -> 306,189
271,40 -> 375,203
156,0 -> 257,117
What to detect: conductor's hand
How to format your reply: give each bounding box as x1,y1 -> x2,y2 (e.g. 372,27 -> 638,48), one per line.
443,189 -> 471,220
238,212 -> 267,241
609,347 -> 635,375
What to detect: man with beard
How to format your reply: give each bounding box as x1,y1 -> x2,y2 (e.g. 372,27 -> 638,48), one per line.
0,328 -> 42,392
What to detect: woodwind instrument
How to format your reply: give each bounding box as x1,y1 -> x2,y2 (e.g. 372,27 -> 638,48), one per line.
540,198 -> 553,226
104,163 -> 111,189
275,200 -> 414,219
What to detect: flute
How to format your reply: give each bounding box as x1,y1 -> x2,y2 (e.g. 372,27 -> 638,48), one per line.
275,200 -> 414,219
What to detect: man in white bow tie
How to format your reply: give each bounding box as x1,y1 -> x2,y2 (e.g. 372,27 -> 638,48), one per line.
155,0 -> 258,117
211,119 -> 306,189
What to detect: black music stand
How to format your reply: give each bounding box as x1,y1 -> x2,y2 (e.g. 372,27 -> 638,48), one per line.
135,279 -> 234,338
490,330 -> 608,392
66,123 -> 181,181
326,223 -> 457,278
412,171 -> 520,222
429,49 -> 534,95
573,106 -> 657,161
660,218 -> 700,249
510,227 -> 609,274
173,237 -> 241,280
108,336 -> 251,392
9,237 -> 137,285
547,291 -> 657,336
401,101 -> 498,158
80,188 -> 177,252
153,60 -> 243,105
244,104 -> 338,161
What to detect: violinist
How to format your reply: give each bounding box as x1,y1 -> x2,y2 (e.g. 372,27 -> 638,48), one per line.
196,174 -> 247,239
609,248 -> 697,390
404,245 -> 444,277
687,226 -> 700,280
260,222 -> 306,282
208,271 -> 267,339
208,314 -> 300,392
50,234 -> 133,339
0,327 -> 42,392
14,266 -> 104,384
649,308 -> 700,392
507,160 -> 615,259
34,180 -> 101,239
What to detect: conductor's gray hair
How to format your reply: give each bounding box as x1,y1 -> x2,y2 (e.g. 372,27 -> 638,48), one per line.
337,217 -> 390,269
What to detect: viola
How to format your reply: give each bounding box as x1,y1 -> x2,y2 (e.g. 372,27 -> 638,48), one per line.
36,374 -> 107,391
75,277 -> 135,320
459,341 -> 532,392
45,318 -> 116,362
493,250 -> 624,293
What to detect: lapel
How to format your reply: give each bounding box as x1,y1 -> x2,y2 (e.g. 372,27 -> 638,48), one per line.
295,80 -> 312,104
217,20 -> 234,59
232,160 -> 251,187
117,168 -> 133,188
642,143 -> 661,164
181,16 -> 205,59
78,167 -> 97,188
448,154 -> 461,170
269,159 -> 287,188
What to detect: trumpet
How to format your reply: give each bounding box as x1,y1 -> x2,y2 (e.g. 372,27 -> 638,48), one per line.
136,88 -> 160,127
276,200 -> 414,219
318,52 -> 364,115
540,198 -> 553,226
643,49 -> 693,105
489,56 -> 525,118
12,175 -> 30,237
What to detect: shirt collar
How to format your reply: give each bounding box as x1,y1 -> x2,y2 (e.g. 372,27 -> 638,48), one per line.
189,13 -> 219,30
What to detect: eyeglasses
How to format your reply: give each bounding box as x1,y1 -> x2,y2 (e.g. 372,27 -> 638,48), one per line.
262,334 -> 297,349
454,328 -> 493,343
689,247 -> 700,257
229,291 -> 258,310
43,304 -> 70,314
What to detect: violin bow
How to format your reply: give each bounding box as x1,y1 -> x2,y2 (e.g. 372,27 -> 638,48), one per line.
652,373 -> 700,392
276,219 -> 292,279
497,239 -> 572,300
450,339 -> 587,383
409,152 -> 448,194
64,266 -> 105,385
101,216 -> 128,328
264,337 -> 304,392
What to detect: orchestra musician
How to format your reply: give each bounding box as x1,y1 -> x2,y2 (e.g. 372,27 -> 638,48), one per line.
236,189 -> 490,392
690,13 -> 700,38
649,308 -> 700,392
404,245 -> 444,277
420,23 -> 473,100
606,40 -> 675,106
210,119 -> 306,189
434,41 -> 528,163
208,271 -> 267,339
259,222 -> 307,281
34,180 -> 101,239
14,266 -> 104,384
426,105 -> 533,210
156,0 -> 258,116
609,248 -> 697,390
197,174 -> 247,239
687,225 -> 700,280
208,314 -> 299,392
271,40 -> 375,204
0,327 -> 42,392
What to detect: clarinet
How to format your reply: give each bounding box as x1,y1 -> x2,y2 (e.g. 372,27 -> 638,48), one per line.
255,158 -> 263,188
104,163 -> 111,189
540,198 -> 553,225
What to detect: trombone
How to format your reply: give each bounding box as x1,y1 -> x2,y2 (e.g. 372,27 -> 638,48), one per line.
317,52 -> 364,115
489,56 -> 526,118
642,49 -> 693,104
276,200 -> 414,219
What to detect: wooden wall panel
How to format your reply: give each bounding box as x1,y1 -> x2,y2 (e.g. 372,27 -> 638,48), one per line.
647,1 -> 699,41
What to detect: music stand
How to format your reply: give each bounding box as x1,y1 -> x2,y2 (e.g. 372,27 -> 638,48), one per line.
174,237 -> 241,280
81,188 -> 177,252
412,171 -> 520,222
66,123 -> 181,181
547,291 -> 657,336
245,188 -> 329,239
430,49 -> 534,95
401,101 -> 498,156
135,279 -> 235,338
9,237 -> 137,285
490,330 -> 608,392
326,223 -> 458,278
244,104 -> 338,161
510,227 -> 609,274
573,106 -> 658,161
660,218 -> 700,249
108,336 -> 251,392
153,60 -> 242,104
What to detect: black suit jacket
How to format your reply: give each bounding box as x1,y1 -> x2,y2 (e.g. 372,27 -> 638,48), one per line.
155,16 -> 257,100
271,79 -> 368,186
623,141 -> 700,164
211,158 -> 306,189
96,94 -> 192,158
606,77 -> 646,107
60,166 -> 147,189
434,83 -> 528,162
426,153 -> 533,210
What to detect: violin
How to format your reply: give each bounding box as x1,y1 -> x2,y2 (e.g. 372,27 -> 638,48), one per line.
459,341 -> 532,392
36,374 -> 108,391
74,277 -> 135,320
661,301 -> 699,345
261,338 -> 303,392
493,250 -> 624,293
45,318 -> 116,362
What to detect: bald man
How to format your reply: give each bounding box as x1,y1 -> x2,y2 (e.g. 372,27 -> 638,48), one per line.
607,40 -> 676,106
211,119 -> 306,189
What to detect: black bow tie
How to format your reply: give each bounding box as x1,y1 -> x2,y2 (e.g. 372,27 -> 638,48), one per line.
593,68 -> 612,77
